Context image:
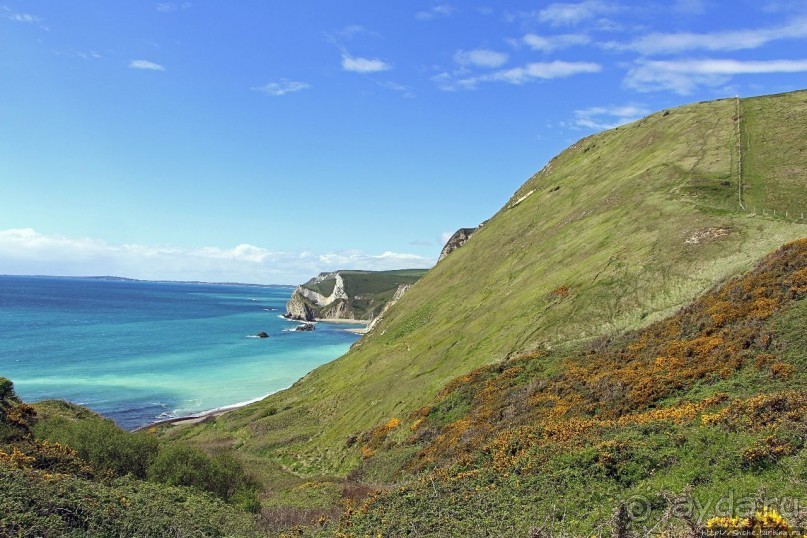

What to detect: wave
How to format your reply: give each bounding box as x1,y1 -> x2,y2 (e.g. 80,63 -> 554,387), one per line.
203,393 -> 274,414
176,393 -> 278,418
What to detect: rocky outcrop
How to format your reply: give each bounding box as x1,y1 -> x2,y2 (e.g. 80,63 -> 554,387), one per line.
295,272 -> 349,306
365,283 -> 413,334
284,269 -> 427,324
256,331 -> 269,338
438,228 -> 477,261
320,299 -> 351,320
284,292 -> 316,321
294,323 -> 315,332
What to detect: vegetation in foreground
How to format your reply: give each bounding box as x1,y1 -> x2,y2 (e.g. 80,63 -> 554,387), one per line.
320,238 -> 807,536
0,381 -> 261,537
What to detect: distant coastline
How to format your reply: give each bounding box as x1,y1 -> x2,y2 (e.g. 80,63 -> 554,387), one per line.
0,273 -> 295,288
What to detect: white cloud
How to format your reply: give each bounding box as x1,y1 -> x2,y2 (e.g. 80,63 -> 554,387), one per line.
341,54 -> 391,73
434,60 -> 601,90
8,12 -> 40,23
523,33 -> 591,52
317,250 -> 432,269
568,104 -> 651,130
3,7 -> 48,30
251,79 -> 311,96
605,17 -> 807,55
491,61 -> 602,84
538,1 -> 616,26
0,229 -> 433,285
624,58 -> 807,94
129,59 -> 165,71
454,49 -> 509,68
416,4 -> 457,20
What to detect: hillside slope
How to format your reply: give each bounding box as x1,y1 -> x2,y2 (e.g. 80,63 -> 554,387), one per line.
167,91 -> 807,482
338,237 -> 807,536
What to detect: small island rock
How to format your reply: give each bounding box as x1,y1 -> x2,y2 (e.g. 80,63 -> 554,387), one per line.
256,331 -> 270,338
295,323 -> 316,332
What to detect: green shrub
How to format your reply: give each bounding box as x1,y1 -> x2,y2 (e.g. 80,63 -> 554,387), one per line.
34,417 -> 158,479
147,443 -> 259,507
0,377 -> 19,403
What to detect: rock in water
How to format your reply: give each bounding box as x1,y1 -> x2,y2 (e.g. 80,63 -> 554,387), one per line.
295,323 -> 315,332
256,331 -> 269,338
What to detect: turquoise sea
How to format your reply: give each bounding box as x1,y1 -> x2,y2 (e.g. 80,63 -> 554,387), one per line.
0,275 -> 361,430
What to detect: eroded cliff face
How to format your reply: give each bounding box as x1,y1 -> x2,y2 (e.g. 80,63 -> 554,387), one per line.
438,227 -> 477,261
285,271 -> 359,321
284,291 -> 316,321
365,283 -> 413,333
284,270 -> 425,323
295,272 -> 348,306
320,299 -> 351,320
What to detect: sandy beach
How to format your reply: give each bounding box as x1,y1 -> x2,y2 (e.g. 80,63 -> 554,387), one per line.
316,317 -> 369,334
134,393 -> 274,431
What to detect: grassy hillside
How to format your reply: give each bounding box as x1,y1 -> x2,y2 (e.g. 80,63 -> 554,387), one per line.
160,91 -> 807,531
169,91 -> 807,467
335,238 -> 807,536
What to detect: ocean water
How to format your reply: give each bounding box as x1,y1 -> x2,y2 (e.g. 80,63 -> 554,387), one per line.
0,275 -> 361,430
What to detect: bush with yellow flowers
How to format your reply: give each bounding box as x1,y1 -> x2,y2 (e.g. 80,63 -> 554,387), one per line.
702,506 -> 800,537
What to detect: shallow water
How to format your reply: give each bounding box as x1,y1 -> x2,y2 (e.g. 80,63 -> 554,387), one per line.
0,275 -> 360,429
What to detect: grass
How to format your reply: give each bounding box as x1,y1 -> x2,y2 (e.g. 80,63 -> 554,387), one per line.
158,90 -> 807,533
331,238 -> 807,536
741,90 -> 807,216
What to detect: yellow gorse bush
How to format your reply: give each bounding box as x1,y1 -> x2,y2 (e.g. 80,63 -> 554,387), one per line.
704,506 -> 798,537
0,446 -> 36,468
404,239 -> 807,475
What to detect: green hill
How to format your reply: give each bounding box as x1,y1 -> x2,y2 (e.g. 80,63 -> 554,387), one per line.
157,90 -> 807,533
333,237 -> 807,535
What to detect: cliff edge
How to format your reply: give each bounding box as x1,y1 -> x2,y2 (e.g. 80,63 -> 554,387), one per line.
284,269 -> 427,323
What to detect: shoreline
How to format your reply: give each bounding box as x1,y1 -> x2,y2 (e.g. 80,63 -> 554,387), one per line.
316,317 -> 369,334
133,391 -> 278,432
138,319 -> 370,432
315,317 -> 369,325
137,315 -> 376,429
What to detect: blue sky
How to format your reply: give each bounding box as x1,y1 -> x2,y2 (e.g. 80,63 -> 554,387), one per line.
1,1 -> 806,284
